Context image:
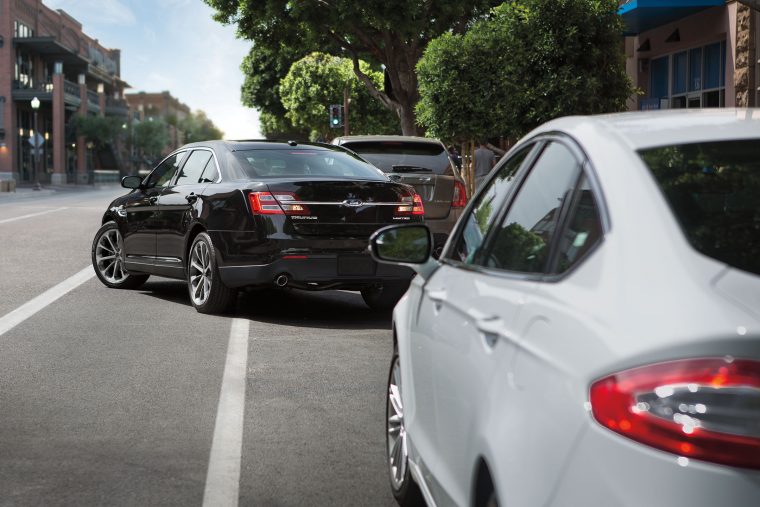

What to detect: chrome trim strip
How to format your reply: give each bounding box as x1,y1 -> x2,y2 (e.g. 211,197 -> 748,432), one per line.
154,256 -> 182,264
124,260 -> 155,267
126,255 -> 181,264
291,201 -> 407,206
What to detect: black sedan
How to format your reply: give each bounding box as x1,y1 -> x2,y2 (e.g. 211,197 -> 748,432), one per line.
91,140 -> 423,313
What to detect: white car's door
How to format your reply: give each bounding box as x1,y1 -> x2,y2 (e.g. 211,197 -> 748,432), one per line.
421,140 -> 585,505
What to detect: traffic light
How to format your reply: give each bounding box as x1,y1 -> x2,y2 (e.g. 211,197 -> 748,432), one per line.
329,104 -> 343,128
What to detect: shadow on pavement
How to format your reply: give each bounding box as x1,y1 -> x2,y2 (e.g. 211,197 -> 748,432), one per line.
139,280 -> 392,331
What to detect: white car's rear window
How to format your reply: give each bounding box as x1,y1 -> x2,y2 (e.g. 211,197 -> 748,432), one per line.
639,140 -> 760,277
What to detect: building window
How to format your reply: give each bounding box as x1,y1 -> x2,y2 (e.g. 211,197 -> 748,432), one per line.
13,20 -> 35,38
647,41 -> 726,109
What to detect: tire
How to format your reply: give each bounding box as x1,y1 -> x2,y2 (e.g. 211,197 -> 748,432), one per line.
91,221 -> 149,290
386,347 -> 425,506
361,281 -> 409,310
187,232 -> 237,314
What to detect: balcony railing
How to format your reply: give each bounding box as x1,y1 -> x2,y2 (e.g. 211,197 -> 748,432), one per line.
87,89 -> 99,105
64,80 -> 80,97
12,80 -> 54,93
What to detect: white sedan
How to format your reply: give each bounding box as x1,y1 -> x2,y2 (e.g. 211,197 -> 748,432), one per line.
370,109 -> 760,507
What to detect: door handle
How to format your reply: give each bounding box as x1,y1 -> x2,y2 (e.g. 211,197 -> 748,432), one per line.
426,289 -> 447,303
475,315 -> 504,336
475,316 -> 505,348
185,193 -> 198,203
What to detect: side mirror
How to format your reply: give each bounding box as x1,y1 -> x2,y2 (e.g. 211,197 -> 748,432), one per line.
121,175 -> 143,190
369,224 -> 439,279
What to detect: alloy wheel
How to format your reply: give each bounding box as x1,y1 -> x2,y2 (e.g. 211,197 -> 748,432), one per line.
95,228 -> 128,284
189,240 -> 212,306
387,356 -> 408,490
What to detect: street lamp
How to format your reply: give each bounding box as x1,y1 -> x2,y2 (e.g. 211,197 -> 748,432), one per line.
31,96 -> 41,190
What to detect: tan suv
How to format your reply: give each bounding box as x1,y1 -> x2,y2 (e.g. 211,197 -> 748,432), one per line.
333,135 -> 467,256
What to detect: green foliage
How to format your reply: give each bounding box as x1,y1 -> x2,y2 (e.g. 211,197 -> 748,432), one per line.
258,111 -> 310,141
71,115 -> 124,148
205,0 -> 501,134
133,119 -> 169,160
179,110 -> 224,143
279,53 -> 399,141
240,44 -> 309,139
416,0 -> 633,141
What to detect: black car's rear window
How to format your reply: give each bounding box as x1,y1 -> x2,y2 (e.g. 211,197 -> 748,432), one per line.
639,140 -> 760,276
342,141 -> 452,175
233,149 -> 387,180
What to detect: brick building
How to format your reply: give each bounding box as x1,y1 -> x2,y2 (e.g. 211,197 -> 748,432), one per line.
0,0 -> 129,185
125,91 -> 191,152
620,0 -> 760,110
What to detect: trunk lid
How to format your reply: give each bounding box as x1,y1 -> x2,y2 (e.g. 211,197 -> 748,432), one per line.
265,179 -> 419,237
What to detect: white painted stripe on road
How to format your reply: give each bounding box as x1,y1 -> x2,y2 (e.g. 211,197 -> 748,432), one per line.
0,207 -> 69,225
0,265 -> 94,337
203,318 -> 250,507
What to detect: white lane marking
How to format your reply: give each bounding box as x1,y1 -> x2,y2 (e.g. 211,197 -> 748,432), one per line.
203,318 -> 250,507
0,207 -> 69,225
0,265 -> 94,337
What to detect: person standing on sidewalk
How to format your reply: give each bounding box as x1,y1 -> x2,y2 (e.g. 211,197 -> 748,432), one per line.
474,140 -> 495,191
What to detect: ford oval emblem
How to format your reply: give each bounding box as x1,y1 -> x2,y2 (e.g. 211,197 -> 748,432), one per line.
343,199 -> 363,207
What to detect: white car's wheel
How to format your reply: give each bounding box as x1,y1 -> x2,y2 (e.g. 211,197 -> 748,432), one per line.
386,348 -> 424,506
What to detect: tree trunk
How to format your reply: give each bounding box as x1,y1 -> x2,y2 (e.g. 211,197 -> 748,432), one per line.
396,101 -> 421,136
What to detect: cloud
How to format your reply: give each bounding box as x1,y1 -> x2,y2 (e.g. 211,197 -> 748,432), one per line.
43,0 -> 136,26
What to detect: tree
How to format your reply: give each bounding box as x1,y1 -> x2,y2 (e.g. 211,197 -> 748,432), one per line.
416,0 -> 633,141
72,115 -> 123,149
133,119 -> 169,162
240,44 -> 310,139
205,0 -> 501,135
179,110 -> 224,143
279,53 -> 398,141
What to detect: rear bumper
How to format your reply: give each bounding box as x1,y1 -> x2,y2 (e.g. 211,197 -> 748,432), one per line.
218,255 -> 413,289
426,208 -> 463,248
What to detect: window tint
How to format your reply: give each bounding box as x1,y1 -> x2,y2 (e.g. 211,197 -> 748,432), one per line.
483,142 -> 580,273
449,146 -> 532,264
554,177 -> 603,273
175,150 -> 213,186
145,152 -> 186,188
343,141 -> 452,175
639,140 -> 760,277
234,149 -> 386,180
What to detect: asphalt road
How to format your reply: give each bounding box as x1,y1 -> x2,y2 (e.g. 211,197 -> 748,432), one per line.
0,187 -> 396,506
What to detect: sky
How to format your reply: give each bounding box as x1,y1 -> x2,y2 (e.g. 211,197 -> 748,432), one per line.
43,0 -> 261,139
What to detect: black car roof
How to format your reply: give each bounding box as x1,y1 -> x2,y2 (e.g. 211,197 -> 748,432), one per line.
179,140 -> 342,152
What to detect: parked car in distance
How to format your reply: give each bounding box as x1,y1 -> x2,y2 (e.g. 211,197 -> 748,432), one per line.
333,135 -> 467,256
91,140 -> 423,313
370,110 -> 760,507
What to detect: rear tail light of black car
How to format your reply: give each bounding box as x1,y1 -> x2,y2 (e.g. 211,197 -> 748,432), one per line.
590,357 -> 760,470
395,194 -> 425,217
452,181 -> 467,208
248,191 -> 310,216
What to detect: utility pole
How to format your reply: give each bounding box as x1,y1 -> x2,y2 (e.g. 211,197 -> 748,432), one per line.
343,85 -> 350,137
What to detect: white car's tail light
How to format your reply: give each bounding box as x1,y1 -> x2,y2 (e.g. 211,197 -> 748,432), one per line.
590,357 -> 760,470
248,191 -> 310,216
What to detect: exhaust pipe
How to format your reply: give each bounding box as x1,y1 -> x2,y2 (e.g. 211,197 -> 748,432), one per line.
275,274 -> 289,287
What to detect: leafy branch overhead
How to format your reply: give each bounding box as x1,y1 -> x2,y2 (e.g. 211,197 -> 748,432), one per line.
279,53 -> 398,141
416,0 -> 633,141
205,0 -> 502,135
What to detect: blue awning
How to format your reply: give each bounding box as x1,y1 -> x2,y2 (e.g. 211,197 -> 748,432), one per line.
618,0 -> 724,35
